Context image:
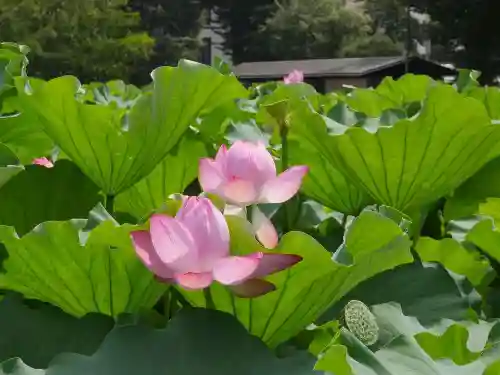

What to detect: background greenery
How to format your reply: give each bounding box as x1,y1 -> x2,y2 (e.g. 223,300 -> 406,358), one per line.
0,36 -> 500,374
0,0 -> 497,83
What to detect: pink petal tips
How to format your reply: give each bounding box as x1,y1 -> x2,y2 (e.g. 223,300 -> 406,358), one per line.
283,70 -> 304,84
198,141 -> 308,206
259,166 -> 309,204
251,206 -> 279,249
33,157 -> 54,168
130,196 -> 302,298
213,252 -> 302,297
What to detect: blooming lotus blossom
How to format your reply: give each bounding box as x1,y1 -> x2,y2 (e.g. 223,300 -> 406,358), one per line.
284,70 -> 304,84
131,196 -> 301,297
199,141 -> 308,207
32,157 -> 54,168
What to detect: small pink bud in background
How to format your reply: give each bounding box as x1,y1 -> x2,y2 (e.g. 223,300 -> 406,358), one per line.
131,196 -> 301,298
199,141 -> 308,207
33,157 -> 54,168
283,70 -> 304,84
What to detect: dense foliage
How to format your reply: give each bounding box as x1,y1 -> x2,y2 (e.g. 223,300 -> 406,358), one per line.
208,0 -> 404,62
128,0 -> 205,83
1,43 -> 500,375
0,0 -> 155,82
410,0 -> 500,83
256,0 -> 402,60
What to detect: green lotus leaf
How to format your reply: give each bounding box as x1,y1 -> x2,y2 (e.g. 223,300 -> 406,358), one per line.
296,84 -> 500,212
0,143 -> 24,190
182,209 -> 412,348
0,308 -> 317,375
115,131 -> 207,220
467,218 -> 500,262
343,74 -> 433,117
0,160 -> 101,235
467,86 -> 500,121
0,43 -> 29,107
15,60 -> 246,194
0,206 -> 166,317
0,110 -> 53,164
320,261 -> 473,327
82,80 -> 142,108
415,237 -> 494,287
0,294 -> 113,368
445,157 -> 500,220
317,303 -> 500,375
289,106 -> 372,215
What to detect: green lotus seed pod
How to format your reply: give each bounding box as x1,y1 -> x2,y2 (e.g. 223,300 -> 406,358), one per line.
341,300 -> 379,346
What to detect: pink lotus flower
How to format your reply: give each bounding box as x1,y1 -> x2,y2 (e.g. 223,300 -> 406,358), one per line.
251,206 -> 279,249
131,196 -> 301,298
199,141 -> 308,206
32,157 -> 54,168
284,70 -> 304,84
224,204 -> 279,249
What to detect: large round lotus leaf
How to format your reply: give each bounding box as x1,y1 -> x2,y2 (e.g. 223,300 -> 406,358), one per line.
0,207 -> 166,317
320,262 -> 473,328
0,160 -> 101,235
0,143 -> 23,190
444,152 -> 500,220
0,308 -> 318,375
294,84 -> 500,212
182,209 -> 413,348
0,110 -> 53,164
115,131 -> 207,220
0,294 -> 113,368
344,74 -> 434,116
289,107 -> 372,215
415,237 -> 493,287
316,303 -> 500,375
15,60 -> 246,195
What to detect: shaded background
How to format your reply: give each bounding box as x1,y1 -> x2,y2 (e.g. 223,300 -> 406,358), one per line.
1,0 -> 497,85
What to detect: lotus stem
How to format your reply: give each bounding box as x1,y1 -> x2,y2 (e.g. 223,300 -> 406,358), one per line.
106,194 -> 115,216
163,290 -> 171,319
246,205 -> 253,222
204,287 -> 215,310
170,287 -> 192,309
280,126 -> 289,172
280,126 -> 293,232
341,214 -> 348,228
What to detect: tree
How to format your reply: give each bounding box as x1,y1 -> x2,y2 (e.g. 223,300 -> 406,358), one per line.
255,0 -> 400,61
363,0 -> 408,42
410,0 -> 500,83
128,0 -> 204,83
363,0 -> 435,56
0,0 -> 155,82
200,0 -> 277,63
342,32 -> 403,57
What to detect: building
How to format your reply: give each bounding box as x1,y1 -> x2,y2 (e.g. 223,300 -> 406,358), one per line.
233,56 -> 457,92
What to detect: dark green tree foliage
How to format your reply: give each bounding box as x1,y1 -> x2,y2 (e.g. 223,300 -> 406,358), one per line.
364,0 -> 408,42
257,0 -> 368,60
128,0 -> 204,84
200,0 -> 277,63
363,0 -> 434,54
410,0 -> 500,83
256,0 -> 401,61
342,32 -> 402,57
0,0 -> 155,82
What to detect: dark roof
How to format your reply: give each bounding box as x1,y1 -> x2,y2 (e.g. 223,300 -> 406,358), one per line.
233,56 -> 456,79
